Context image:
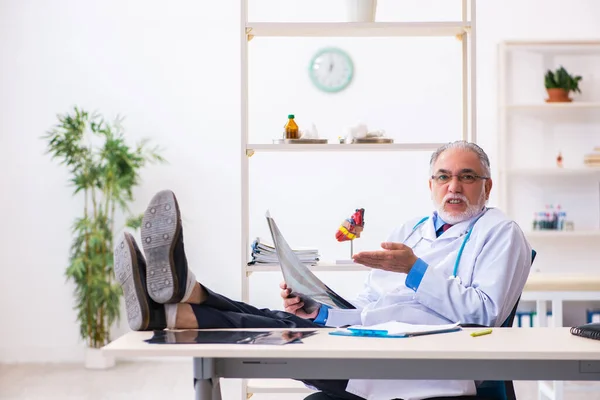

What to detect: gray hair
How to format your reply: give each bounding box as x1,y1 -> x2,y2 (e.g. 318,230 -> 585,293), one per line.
430,140 -> 491,177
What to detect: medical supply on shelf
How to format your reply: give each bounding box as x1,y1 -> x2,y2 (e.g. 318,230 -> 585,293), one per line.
532,204 -> 567,230
284,114 -> 299,139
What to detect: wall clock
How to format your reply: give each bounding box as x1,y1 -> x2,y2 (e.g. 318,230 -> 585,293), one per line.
308,47 -> 354,93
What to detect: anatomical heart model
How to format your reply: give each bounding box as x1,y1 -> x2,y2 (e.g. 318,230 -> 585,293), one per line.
335,208 -> 365,260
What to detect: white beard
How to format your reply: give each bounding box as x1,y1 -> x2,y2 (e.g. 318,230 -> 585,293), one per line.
434,188 -> 486,225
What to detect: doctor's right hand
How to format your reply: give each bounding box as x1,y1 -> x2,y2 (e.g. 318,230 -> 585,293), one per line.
279,281 -> 320,320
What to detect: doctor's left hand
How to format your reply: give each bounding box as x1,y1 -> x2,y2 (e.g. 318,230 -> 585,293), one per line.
352,242 -> 418,273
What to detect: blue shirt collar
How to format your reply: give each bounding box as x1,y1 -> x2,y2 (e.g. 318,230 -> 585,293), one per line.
433,212 -> 447,232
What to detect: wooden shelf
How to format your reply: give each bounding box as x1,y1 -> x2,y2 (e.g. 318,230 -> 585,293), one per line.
503,40 -> 600,55
506,168 -> 600,177
246,22 -> 470,38
506,102 -> 600,110
524,273 -> 600,292
246,262 -> 369,273
246,143 -> 447,152
525,230 -> 600,239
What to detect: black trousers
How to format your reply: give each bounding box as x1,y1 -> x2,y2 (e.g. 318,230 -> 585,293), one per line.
189,286 -> 366,399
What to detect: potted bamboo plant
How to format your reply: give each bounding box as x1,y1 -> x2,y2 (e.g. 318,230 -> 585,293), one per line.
544,66 -> 582,102
43,107 -> 164,368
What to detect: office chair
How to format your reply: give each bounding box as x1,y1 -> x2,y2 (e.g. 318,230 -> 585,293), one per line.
304,250 -> 537,400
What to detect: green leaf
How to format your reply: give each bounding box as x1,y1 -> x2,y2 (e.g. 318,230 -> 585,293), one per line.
544,65 -> 583,93
125,214 -> 144,230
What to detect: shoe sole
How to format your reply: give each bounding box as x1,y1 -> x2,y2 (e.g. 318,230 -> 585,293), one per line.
114,233 -> 149,331
141,190 -> 181,304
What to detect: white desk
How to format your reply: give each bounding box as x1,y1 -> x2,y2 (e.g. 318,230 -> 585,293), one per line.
103,327 -> 600,400
521,273 -> 600,400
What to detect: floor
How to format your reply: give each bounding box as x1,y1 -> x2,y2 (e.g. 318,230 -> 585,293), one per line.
1,361 -> 599,400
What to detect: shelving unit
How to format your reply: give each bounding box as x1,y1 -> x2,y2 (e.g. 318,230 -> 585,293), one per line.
240,1 -> 477,398
498,39 -> 600,400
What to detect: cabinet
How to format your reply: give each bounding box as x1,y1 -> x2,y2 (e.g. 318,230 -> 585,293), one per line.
240,1 -> 477,397
498,40 -> 600,400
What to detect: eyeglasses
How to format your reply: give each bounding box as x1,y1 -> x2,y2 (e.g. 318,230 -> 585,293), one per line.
431,173 -> 489,185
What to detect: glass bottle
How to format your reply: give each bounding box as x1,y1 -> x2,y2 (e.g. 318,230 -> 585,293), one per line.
284,114 -> 299,139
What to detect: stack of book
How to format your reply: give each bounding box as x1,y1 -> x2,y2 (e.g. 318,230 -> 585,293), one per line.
584,147 -> 600,167
248,237 -> 319,265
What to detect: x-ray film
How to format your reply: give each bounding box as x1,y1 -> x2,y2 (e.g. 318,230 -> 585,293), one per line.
265,211 -> 356,313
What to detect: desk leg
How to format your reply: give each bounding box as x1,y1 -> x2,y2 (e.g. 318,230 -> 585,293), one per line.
193,358 -> 221,400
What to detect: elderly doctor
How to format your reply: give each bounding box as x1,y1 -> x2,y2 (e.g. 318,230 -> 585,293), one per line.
114,141 -> 532,400
283,140 -> 533,400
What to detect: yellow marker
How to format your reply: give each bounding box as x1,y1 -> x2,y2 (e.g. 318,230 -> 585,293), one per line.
470,328 -> 493,337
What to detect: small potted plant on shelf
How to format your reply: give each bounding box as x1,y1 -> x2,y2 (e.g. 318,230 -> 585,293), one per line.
544,66 -> 582,102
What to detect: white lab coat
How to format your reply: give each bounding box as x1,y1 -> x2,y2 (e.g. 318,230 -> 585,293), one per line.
326,208 -> 533,400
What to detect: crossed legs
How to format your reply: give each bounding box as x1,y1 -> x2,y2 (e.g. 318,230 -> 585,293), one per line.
114,189 -> 321,331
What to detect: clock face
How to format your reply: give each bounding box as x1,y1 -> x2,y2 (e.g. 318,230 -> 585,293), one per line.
308,47 -> 354,93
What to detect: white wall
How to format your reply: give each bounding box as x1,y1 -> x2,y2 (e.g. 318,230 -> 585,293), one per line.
0,0 -> 241,362
2,0 -> 600,363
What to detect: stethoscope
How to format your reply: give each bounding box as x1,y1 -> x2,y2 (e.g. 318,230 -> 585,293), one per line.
404,208 -> 488,281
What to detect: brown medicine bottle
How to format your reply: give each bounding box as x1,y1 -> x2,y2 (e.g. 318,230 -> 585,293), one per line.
284,114 -> 299,139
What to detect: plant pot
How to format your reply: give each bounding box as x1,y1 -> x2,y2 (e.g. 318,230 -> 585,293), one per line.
345,0 -> 377,22
84,347 -> 116,370
545,88 -> 572,103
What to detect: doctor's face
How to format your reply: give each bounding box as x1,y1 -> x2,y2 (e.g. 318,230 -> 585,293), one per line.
429,148 -> 492,224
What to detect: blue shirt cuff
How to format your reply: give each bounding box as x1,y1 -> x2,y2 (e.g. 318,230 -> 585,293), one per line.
313,304 -> 331,325
405,258 -> 429,292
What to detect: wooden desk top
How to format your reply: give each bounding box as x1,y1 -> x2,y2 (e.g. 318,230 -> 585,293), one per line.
103,328 -> 600,360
